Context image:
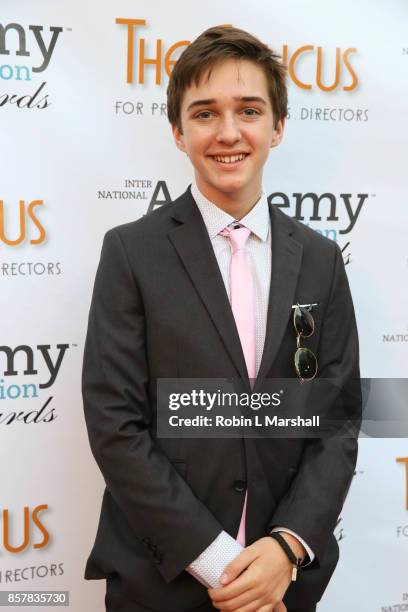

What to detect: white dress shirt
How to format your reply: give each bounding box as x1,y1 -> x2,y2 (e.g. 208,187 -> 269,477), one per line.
186,180 -> 314,588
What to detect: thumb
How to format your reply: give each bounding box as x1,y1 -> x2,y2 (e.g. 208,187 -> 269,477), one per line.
220,547 -> 256,585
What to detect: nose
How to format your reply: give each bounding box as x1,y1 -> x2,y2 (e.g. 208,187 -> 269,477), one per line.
215,113 -> 242,145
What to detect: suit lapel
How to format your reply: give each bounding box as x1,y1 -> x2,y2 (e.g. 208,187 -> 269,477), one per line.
254,204 -> 303,389
167,189 -> 249,383
167,189 -> 303,387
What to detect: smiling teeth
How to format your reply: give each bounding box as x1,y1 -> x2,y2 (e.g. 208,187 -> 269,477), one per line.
213,154 -> 247,163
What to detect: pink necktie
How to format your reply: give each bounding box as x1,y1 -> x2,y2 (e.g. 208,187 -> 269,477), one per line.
220,225 -> 256,546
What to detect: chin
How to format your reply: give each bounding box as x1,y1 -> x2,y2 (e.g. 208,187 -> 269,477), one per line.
218,180 -> 248,194
213,173 -> 246,187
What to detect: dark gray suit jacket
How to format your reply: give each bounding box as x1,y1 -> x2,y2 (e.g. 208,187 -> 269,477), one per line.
82,186 -> 361,610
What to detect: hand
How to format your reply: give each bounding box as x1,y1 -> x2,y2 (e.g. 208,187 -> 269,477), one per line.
208,536 -> 297,611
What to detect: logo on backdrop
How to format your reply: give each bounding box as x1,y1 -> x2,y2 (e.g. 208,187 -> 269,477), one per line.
0,198 -> 62,276
0,344 -> 70,425
113,19 -> 363,121
282,44 -> 366,123
0,198 -> 45,245
115,18 -> 358,90
98,181 -> 367,262
0,21 -> 65,110
282,45 -> 358,92
115,18 -> 188,86
1,504 -> 49,553
268,190 -> 370,263
97,178 -> 172,213
0,504 -> 64,584
286,105 -> 368,123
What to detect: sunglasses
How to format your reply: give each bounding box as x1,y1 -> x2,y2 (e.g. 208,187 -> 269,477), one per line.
293,304 -> 318,383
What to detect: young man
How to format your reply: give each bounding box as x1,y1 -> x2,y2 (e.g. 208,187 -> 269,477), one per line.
82,26 -> 361,612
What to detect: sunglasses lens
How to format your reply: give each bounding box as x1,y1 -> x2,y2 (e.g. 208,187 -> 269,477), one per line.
295,348 -> 317,379
294,306 -> 314,337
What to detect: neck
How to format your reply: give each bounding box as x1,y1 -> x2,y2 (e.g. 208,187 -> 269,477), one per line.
195,175 -> 263,220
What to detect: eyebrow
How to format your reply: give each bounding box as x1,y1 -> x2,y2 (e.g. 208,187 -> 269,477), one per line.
186,96 -> 267,112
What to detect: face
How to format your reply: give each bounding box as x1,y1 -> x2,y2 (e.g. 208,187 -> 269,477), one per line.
172,58 -> 284,215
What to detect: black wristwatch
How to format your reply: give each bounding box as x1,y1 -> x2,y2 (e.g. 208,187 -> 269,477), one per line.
269,531 -> 303,581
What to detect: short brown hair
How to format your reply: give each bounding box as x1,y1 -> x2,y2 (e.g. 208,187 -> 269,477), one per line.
167,25 -> 288,132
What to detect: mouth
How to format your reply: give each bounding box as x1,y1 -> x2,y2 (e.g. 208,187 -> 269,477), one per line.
210,153 -> 249,167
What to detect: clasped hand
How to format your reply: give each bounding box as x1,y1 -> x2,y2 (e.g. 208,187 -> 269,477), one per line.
208,537 -> 293,612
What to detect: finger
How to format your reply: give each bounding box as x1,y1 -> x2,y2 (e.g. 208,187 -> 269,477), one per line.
210,585 -> 260,610
220,546 -> 259,585
209,570 -> 257,603
273,602 -> 287,612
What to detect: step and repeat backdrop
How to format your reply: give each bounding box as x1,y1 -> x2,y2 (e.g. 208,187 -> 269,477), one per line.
1,0 -> 407,610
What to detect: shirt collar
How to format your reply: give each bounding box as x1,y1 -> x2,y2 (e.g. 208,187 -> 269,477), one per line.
191,179 -> 270,242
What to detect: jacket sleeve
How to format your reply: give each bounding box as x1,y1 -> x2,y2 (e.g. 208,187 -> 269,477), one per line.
82,228 -> 222,583
267,241 -> 362,566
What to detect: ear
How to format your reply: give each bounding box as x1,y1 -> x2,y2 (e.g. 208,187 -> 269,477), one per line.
270,117 -> 285,148
172,123 -> 187,153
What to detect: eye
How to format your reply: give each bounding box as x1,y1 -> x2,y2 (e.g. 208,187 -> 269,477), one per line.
194,110 -> 213,119
242,108 -> 260,116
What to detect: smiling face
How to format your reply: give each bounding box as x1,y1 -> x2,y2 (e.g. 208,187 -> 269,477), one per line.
172,58 -> 285,218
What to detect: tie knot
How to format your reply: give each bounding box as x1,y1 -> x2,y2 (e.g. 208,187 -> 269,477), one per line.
220,225 -> 251,253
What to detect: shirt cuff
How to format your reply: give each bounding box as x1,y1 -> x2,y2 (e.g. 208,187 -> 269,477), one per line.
186,530 -> 244,588
271,526 -> 315,566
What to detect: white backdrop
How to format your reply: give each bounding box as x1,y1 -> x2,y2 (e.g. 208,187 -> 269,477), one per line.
1,1 -> 407,610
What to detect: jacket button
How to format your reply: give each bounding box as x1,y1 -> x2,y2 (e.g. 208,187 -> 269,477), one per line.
234,480 -> 246,492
